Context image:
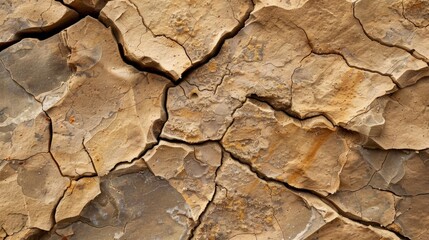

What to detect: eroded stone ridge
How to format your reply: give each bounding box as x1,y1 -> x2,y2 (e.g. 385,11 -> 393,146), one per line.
1,0 -> 429,239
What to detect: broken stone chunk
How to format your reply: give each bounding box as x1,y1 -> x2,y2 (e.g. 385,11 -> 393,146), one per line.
36,16 -> 171,177
64,0 -> 110,15
194,154 -> 399,239
368,77 -> 429,150
393,195 -> 429,240
355,0 -> 429,63
100,0 -> 254,80
55,177 -> 101,225
52,163 -> 195,240
162,6 -> 312,142
193,155 -> 327,239
280,0 -> 429,87
0,0 -> 78,46
143,140 -> 221,221
0,153 -> 69,238
291,53 -> 395,125
222,99 -> 348,194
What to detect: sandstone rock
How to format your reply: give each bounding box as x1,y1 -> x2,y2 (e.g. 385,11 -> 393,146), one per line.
162,6 -> 312,142
0,0 -> 78,46
393,195 -> 429,240
193,154 -> 327,239
143,141 -> 221,221
306,217 -> 399,240
0,153 -> 69,238
291,53 -> 395,125
328,186 -> 396,226
51,163 -> 195,240
222,99 -> 348,194
64,0 -> 110,15
254,0 -> 309,11
35,17 -> 171,177
355,0 -> 429,63
193,154 -> 399,239
363,77 -> 429,150
280,0 -> 429,87
55,177 -> 101,225
100,0 -> 254,80
0,34 -> 75,161
328,147 -> 429,238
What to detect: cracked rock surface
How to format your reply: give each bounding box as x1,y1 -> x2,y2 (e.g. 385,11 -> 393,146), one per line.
1,0 -> 429,239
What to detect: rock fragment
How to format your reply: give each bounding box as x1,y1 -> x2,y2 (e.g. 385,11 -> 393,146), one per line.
0,153 -> 69,238
0,0 -> 78,46
280,0 -> 429,87
161,6 -> 312,142
328,147 -> 429,239
143,141 -> 221,221
193,154 -> 399,239
348,77 -> 429,150
55,177 -> 101,225
28,17 -> 170,177
291,53 -> 395,125
222,99 -> 348,194
50,161 -> 196,240
100,0 -> 254,80
355,0 -> 429,63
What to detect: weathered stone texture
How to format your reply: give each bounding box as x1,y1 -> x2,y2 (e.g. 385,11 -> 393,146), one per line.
1,0 -> 429,239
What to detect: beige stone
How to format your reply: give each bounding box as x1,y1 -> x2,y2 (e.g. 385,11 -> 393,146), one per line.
0,153 -> 69,238
280,0 -> 429,87
64,0 -> 109,14
194,154 -> 399,239
222,99 -> 348,194
355,0 -> 429,62
367,78 -> 429,150
100,0 -> 253,80
327,147 -> 429,238
38,17 -> 171,177
143,141 -> 221,221
291,53 -> 395,125
306,217 -> 399,240
394,195 -> 429,240
162,6 -> 312,142
55,177 -> 101,225
0,0 -> 78,46
52,163 -> 195,240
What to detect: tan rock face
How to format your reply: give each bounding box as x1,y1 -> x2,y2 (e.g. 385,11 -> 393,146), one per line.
222,99 -> 348,195
193,154 -> 399,240
100,0 -> 254,80
328,147 -> 429,239
355,0 -> 429,62
143,141 -> 221,221
50,161 -> 196,240
55,177 -> 100,225
0,0 -> 78,46
348,77 -> 429,150
162,6 -> 312,142
0,153 -> 69,236
291,53 -> 395,125
2,0 -> 429,239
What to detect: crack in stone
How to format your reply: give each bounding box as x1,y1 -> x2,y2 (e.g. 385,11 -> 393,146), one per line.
127,0 -> 193,65
220,145 -> 410,240
352,1 -> 427,64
